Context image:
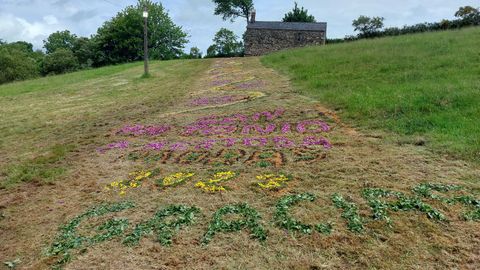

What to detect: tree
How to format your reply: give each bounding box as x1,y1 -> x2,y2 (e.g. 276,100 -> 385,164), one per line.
352,16 -> 385,38
0,46 -> 40,84
212,0 -> 254,23
209,28 -> 243,57
93,0 -> 188,66
43,30 -> 78,54
283,2 -> 316,23
455,6 -> 479,20
41,48 -> 79,75
189,47 -> 202,59
72,37 -> 96,68
206,45 -> 218,58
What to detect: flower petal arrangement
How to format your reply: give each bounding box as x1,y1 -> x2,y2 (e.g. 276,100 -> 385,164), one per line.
195,171 -> 237,193
105,170 -> 152,196
158,172 -> 195,187
256,174 -> 290,190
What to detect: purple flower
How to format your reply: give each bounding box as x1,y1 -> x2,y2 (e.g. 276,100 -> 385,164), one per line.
98,141 -> 130,153
206,125 -> 237,135
183,124 -> 237,136
302,136 -> 332,149
297,120 -> 331,133
252,109 -> 286,122
243,137 -> 268,147
235,80 -> 264,89
195,115 -> 220,125
273,136 -> 295,148
223,138 -> 238,147
281,123 -> 291,134
118,125 -> 145,136
170,142 -> 190,151
241,124 -> 276,135
145,141 -> 167,151
109,141 -> 129,149
195,139 -> 217,150
145,126 -> 171,136
221,113 -> 248,124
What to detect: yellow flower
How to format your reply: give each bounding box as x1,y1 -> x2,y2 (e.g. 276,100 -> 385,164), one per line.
195,181 -> 206,188
256,174 -> 289,190
162,172 -> 195,187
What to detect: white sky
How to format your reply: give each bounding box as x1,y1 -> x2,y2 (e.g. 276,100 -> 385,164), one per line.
0,0 -> 478,53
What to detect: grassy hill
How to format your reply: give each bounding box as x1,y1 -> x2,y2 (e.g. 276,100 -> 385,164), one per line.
0,59 -> 209,187
263,27 -> 480,162
0,31 -> 479,270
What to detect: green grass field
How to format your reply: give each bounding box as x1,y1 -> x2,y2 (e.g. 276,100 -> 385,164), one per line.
0,31 -> 479,270
0,59 -> 209,187
263,27 -> 480,162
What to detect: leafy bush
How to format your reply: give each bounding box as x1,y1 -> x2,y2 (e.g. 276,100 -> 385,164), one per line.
0,47 -> 40,84
41,49 -> 79,75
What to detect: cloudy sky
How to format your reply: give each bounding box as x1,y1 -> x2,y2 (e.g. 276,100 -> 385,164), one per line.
0,0 -> 478,53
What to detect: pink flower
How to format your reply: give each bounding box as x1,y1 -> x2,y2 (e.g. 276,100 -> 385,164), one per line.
203,125 -> 237,135
145,142 -> 167,151
302,136 -> 332,149
98,141 -> 129,153
241,124 -> 276,135
183,124 -> 237,136
223,138 -> 238,147
220,113 -> 248,124
109,141 -> 129,149
170,142 -> 190,151
243,137 -> 268,147
118,125 -> 145,136
297,120 -> 331,133
144,126 -> 171,136
196,115 -> 219,125
252,109 -> 286,122
281,123 -> 291,134
273,136 -> 295,148
195,139 -> 217,150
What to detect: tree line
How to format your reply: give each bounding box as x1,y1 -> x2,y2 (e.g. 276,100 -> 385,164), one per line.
2,0 -> 478,85
0,0 -> 315,84
328,6 -> 480,43
0,0 -> 189,85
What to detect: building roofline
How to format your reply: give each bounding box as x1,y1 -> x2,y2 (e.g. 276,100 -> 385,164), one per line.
247,21 -> 327,31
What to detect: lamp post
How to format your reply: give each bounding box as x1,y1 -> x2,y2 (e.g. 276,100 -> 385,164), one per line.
143,6 -> 149,76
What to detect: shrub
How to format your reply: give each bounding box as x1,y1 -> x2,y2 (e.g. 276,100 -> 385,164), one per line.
0,47 -> 40,84
41,48 -> 79,75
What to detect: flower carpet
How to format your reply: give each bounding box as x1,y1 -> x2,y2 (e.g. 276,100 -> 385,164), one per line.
2,58 -> 478,270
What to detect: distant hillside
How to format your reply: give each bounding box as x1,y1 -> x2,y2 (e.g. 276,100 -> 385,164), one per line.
262,27 -> 480,162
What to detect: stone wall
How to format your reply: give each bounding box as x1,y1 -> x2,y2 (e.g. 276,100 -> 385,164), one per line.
244,28 -> 326,56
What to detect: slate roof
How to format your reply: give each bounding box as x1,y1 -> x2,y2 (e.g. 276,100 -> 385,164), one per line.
247,21 -> 327,32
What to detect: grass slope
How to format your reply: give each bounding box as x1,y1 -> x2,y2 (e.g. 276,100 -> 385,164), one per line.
0,57 -> 478,270
0,59 -> 210,187
263,27 -> 480,162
